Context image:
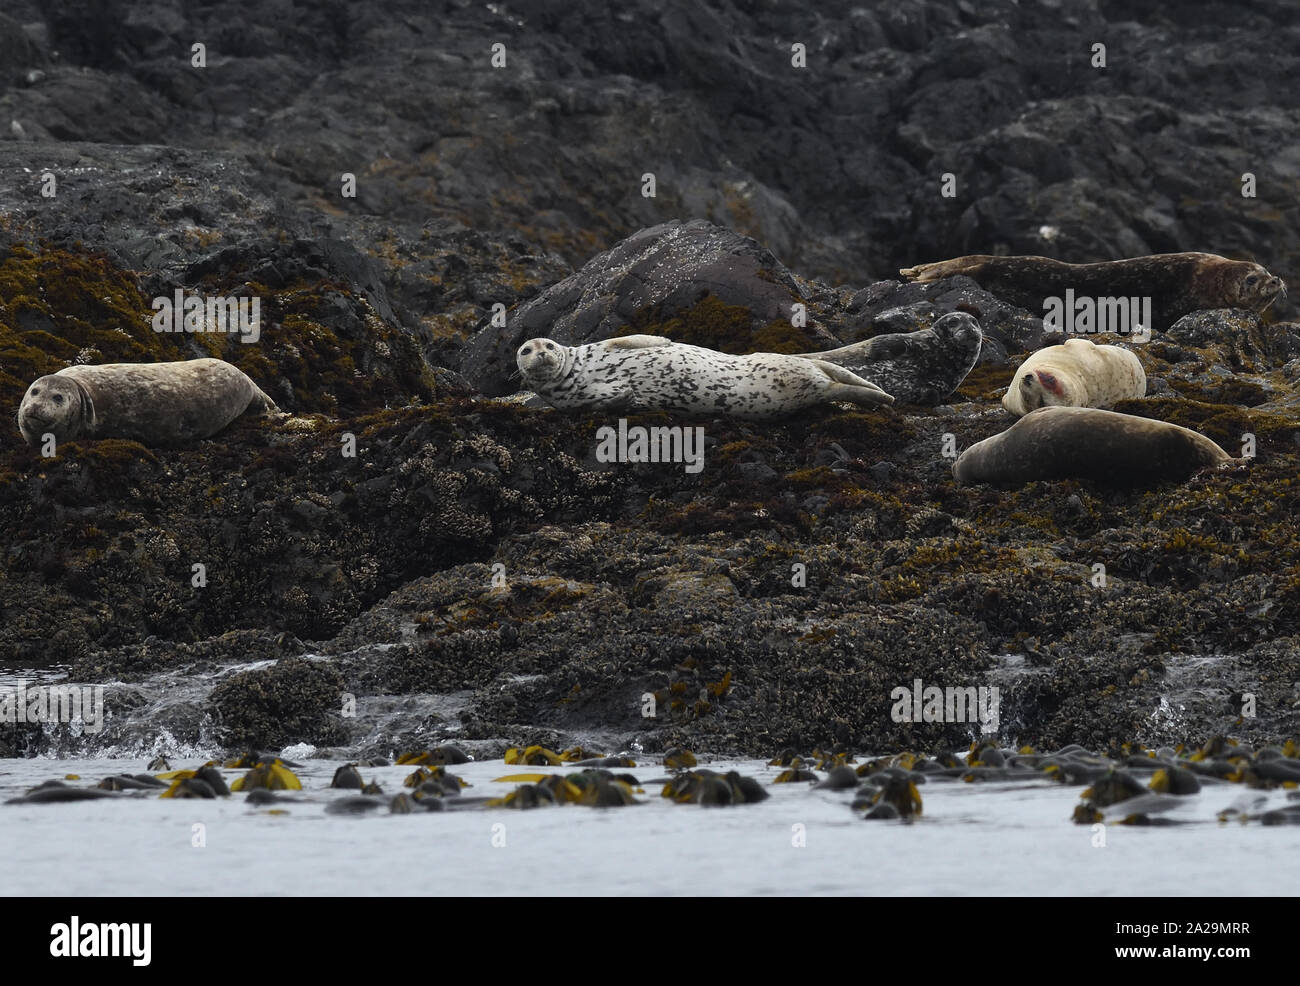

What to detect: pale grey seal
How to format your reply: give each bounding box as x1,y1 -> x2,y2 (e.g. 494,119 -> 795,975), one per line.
17,358 -> 278,447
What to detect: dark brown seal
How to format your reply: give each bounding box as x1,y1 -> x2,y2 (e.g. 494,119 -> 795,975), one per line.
17,358 -> 279,448
953,406 -> 1242,487
902,253 -> 1285,331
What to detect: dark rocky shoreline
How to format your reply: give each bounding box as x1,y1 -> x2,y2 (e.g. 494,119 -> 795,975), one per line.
2,1 -> 1299,760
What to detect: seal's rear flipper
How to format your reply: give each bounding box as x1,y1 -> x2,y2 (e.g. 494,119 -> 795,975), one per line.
828,383 -> 895,408
900,257 -> 991,282
1192,457 -> 1252,481
808,359 -> 891,398
247,386 -> 280,415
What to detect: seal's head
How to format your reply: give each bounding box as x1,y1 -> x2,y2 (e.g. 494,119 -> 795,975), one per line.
17,373 -> 94,445
1004,366 -> 1067,414
934,310 -> 984,349
516,337 -> 572,388
1229,262 -> 1286,312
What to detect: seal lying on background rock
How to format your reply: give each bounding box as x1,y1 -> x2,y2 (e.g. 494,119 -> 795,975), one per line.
794,310 -> 983,405
516,335 -> 894,420
901,253 -> 1285,332
953,406 -> 1242,487
1003,338 -> 1146,416
17,358 -> 279,447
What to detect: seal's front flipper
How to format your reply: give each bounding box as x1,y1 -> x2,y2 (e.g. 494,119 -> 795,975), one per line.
600,388 -> 637,411
558,385 -> 635,412
603,335 -> 673,349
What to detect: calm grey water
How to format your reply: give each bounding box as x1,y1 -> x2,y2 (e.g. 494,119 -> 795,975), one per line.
4,754 -> 1298,896
3,669 -> 1297,896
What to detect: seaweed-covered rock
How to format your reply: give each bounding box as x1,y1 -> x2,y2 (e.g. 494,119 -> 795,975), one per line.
2,0 -> 1300,761
1167,310 -> 1300,372
207,655 -> 348,750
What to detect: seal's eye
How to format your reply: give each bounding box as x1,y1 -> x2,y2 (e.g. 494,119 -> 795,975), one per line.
1021,375 -> 1035,388
546,342 -> 555,349
520,346 -> 531,354
53,394 -> 63,404
30,387 -> 39,394
1246,275 -> 1258,285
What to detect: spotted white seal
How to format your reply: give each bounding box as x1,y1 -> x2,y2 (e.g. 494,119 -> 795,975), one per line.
1002,338 -> 1145,417
17,358 -> 279,447
516,335 -> 893,420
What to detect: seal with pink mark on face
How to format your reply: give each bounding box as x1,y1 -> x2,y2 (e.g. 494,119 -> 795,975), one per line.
1033,370 -> 1063,397
1002,338 -> 1145,417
